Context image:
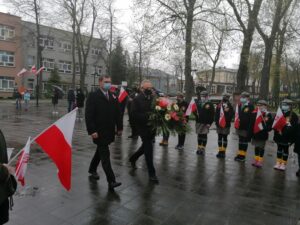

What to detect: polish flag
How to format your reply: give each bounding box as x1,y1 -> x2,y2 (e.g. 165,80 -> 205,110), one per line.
185,99 -> 197,116
35,66 -> 45,76
219,104 -> 226,128
272,107 -> 287,132
234,104 -> 240,129
17,68 -> 28,77
15,137 -> 31,186
35,108 -> 77,191
118,87 -> 128,103
253,108 -> 264,134
31,65 -> 37,74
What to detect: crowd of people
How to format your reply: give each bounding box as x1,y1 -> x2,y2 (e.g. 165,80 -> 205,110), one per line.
84,75 -> 300,193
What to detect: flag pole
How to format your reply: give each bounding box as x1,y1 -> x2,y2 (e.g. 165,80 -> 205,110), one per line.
7,108 -> 78,165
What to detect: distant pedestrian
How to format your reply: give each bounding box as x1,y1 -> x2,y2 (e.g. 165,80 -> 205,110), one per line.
52,88 -> 59,115
13,89 -> 22,110
23,90 -> 31,111
0,163 -> 17,225
67,89 -> 76,112
76,88 -> 85,120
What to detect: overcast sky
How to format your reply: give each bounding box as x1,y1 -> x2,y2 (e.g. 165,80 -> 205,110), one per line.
0,0 -> 239,73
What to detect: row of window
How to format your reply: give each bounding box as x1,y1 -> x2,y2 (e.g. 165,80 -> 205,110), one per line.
27,56 -> 103,75
0,24 -> 15,41
0,51 -> 15,67
0,76 -> 14,91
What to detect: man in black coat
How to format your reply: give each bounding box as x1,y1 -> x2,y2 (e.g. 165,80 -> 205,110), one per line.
85,75 -> 122,190
129,80 -> 158,183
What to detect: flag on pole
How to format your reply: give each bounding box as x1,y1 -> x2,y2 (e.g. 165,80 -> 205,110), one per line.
35,108 -> 77,191
185,99 -> 197,116
219,105 -> 226,128
31,65 -> 37,74
17,68 -> 28,77
35,66 -> 45,76
118,87 -> 128,103
272,107 -> 287,132
234,104 -> 240,129
15,137 -> 31,186
253,108 -> 264,134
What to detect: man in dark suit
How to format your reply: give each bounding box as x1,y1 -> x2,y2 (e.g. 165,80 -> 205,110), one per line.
85,75 -> 122,190
129,80 -> 158,183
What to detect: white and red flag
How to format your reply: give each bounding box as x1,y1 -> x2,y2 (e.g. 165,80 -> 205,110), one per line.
15,137 -> 31,186
185,98 -> 197,116
31,65 -> 37,74
35,66 -> 45,76
118,87 -> 128,103
234,104 -> 240,129
272,107 -> 287,132
17,68 -> 28,77
253,108 -> 264,134
34,108 -> 77,191
219,105 -> 226,128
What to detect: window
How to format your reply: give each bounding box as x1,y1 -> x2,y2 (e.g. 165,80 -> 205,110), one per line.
39,36 -> 54,49
91,48 -> 101,56
96,66 -> 102,75
27,55 -> 35,67
75,63 -> 80,74
0,76 -> 14,90
0,51 -> 15,67
42,58 -> 55,71
27,79 -> 34,90
0,24 -> 15,40
59,41 -> 72,52
58,60 -> 72,73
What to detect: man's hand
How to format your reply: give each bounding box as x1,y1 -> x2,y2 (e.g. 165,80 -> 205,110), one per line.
3,164 -> 15,175
117,130 -> 123,136
91,132 -> 98,139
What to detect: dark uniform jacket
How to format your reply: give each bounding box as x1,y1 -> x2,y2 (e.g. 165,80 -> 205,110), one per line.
293,122 -> 300,154
237,102 -> 254,131
273,111 -> 298,144
131,93 -> 155,138
85,89 -> 122,145
249,109 -> 273,141
194,99 -> 215,125
215,101 -> 234,128
76,92 -> 85,108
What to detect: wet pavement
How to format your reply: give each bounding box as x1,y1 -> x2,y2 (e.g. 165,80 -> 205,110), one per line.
0,100 -> 300,225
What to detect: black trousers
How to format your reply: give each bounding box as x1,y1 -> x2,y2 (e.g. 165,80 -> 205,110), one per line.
129,114 -> 138,136
89,144 -> 116,183
298,153 -> 300,170
218,134 -> 228,148
198,134 -> 208,147
239,136 -> 248,151
277,143 -> 289,161
130,136 -> 156,177
178,134 -> 186,146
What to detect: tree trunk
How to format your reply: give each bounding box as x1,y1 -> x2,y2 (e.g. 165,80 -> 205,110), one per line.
259,42 -> 273,99
184,2 -> 195,102
71,19 -> 76,89
208,62 -> 216,94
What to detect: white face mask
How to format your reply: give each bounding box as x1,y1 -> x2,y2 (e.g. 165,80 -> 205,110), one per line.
281,105 -> 290,112
259,106 -> 267,113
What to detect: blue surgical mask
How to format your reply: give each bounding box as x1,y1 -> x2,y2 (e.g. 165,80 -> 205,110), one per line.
281,105 -> 290,112
240,98 -> 247,104
103,83 -> 111,91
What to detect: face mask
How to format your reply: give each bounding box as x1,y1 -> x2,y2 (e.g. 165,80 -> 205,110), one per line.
144,89 -> 152,96
259,106 -> 267,113
201,97 -> 207,102
103,83 -> 111,91
281,105 -> 290,112
240,98 -> 247,104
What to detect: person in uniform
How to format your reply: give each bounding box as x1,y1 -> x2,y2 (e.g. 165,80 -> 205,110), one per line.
175,92 -> 189,150
249,100 -> 273,168
273,99 -> 298,171
215,93 -> 234,158
234,91 -> 254,162
194,90 -> 215,155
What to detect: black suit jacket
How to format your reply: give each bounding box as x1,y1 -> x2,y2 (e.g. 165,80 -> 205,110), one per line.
85,89 -> 122,145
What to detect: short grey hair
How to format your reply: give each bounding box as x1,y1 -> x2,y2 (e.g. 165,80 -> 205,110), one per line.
140,79 -> 152,88
99,75 -> 111,81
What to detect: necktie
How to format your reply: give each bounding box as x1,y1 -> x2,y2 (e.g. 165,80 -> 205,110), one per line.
105,92 -> 109,100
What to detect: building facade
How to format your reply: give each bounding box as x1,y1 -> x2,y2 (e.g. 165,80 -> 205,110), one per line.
0,12 -> 23,97
195,67 -> 256,95
21,21 -> 106,94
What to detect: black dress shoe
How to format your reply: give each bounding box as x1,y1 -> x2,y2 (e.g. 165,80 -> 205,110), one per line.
109,181 -> 122,190
149,176 -> 159,184
296,170 -> 300,177
89,172 -> 100,180
129,159 -> 137,169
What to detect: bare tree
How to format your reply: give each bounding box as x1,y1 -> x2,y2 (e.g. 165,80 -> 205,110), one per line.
256,0 -> 294,99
